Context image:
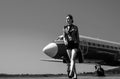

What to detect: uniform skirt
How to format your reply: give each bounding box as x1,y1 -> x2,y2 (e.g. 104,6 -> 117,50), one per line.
65,41 -> 79,49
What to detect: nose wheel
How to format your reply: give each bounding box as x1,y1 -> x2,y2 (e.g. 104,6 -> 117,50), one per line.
95,64 -> 105,76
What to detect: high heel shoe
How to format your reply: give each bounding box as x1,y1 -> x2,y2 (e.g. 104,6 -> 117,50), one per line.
73,73 -> 77,79
68,70 -> 74,78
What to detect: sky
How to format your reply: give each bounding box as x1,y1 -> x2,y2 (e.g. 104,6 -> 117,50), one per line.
0,0 -> 120,74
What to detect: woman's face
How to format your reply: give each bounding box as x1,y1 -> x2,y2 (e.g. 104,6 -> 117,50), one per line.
66,16 -> 73,25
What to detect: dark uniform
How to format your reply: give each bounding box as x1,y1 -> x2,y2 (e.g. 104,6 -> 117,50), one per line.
63,24 -> 79,49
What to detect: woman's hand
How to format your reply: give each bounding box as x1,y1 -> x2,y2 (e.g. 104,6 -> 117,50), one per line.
64,40 -> 68,45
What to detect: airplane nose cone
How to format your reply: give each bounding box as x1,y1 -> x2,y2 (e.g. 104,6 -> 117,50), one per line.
43,43 -> 58,58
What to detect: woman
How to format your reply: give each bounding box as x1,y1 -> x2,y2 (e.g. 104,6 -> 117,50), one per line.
63,14 -> 80,79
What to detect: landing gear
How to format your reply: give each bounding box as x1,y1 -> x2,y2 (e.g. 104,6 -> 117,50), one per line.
95,64 -> 105,76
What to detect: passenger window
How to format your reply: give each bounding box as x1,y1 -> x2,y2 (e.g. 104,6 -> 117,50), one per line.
115,47 -> 118,49
97,44 -> 100,47
88,42 -> 91,45
102,45 -> 105,47
119,47 -> 120,50
106,45 -> 109,48
92,43 -> 95,46
110,46 -> 113,49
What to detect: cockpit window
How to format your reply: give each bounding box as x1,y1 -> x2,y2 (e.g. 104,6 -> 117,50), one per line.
56,35 -> 63,40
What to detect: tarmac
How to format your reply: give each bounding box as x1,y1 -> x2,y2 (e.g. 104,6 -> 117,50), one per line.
0,76 -> 120,79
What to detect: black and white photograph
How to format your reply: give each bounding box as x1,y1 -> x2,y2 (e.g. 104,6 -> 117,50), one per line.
0,0 -> 120,79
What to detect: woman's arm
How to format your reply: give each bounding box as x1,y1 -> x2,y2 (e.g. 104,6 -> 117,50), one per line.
63,27 -> 68,45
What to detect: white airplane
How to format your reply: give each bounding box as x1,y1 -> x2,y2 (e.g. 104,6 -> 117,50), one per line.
42,35 -> 120,76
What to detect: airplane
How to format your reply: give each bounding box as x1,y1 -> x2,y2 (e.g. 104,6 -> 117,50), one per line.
42,35 -> 120,77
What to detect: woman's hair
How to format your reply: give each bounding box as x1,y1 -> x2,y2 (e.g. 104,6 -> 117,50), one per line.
66,14 -> 74,23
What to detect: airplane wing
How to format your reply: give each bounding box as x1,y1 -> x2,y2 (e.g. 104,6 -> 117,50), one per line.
40,59 -> 63,62
41,58 -> 84,63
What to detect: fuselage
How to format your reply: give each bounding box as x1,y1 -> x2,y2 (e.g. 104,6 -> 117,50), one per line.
43,35 -> 120,66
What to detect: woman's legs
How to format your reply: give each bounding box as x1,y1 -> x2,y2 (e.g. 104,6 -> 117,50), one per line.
66,49 -> 72,75
66,49 -> 72,60
69,49 -> 77,78
66,49 -> 72,68
73,63 -> 77,78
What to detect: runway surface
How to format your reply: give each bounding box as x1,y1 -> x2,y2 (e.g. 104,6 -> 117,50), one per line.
0,76 -> 120,79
